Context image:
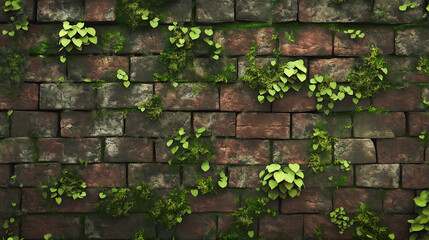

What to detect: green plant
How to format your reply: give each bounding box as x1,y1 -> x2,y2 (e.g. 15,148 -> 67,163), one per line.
330,207 -> 354,234
2,0 -> 28,37
399,2 -> 415,11
308,128 -> 337,173
136,95 -> 163,121
420,130 -> 427,140
195,176 -> 217,196
2,202 -> 20,240
133,229 -> 146,240
259,163 -> 304,200
40,169 -> 87,205
101,30 -> 126,54
332,0 -> 347,3
353,205 -> 395,240
218,172 -> 228,189
417,56 -> 429,77
409,190 -> 429,240
343,29 -> 365,39
333,158 -> 351,171
0,48 -> 28,95
116,69 -> 130,87
203,63 -> 237,83
284,30 -> 295,43
58,21 -> 97,63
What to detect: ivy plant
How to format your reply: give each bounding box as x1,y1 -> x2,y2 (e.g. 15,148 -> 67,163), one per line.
399,2 -> 416,11
40,169 -> 87,205
191,176 -> 217,197
308,128 -> 338,173
330,207 -> 354,234
0,48 -> 28,94
58,21 -> 97,63
136,95 -> 163,121
353,205 -> 395,240
343,29 -> 365,39
259,163 -> 304,200
2,0 -> 29,37
409,190 -> 429,240
116,69 -> 130,87
417,56 -> 429,77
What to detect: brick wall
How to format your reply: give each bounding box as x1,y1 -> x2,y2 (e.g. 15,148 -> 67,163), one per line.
0,0 -> 428,239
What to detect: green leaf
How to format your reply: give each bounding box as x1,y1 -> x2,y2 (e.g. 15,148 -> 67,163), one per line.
381,67 -> 388,75
191,189 -> 198,197
44,233 -> 52,240
72,38 -> 82,47
268,189 -> 279,200
123,81 -> 130,88
388,233 -> 395,240
189,32 -> 199,40
150,18 -> 159,28
284,172 -> 295,183
166,140 -> 173,147
182,142 -> 189,149
248,231 -> 254,238
330,82 -> 337,89
309,85 -> 316,92
177,217 -> 182,223
63,21 -> 72,30
89,36 -> 98,44
399,5 -> 407,11
316,104 -> 323,110
352,98 -> 359,104
55,197 -> 62,205
213,55 -> 219,60
273,171 -> 286,182
294,178 -> 303,188
7,110 -> 13,117
267,164 -> 281,173
266,96 -> 275,102
297,73 -> 306,82
269,179 -> 278,189
284,67 -> 295,77
288,189 -> 298,198
76,22 -> 85,29
99,192 -> 107,199
204,29 -> 214,36
328,102 -> 334,109
218,179 -> 227,188
201,160 -> 210,172
60,38 -> 71,47
289,164 -> 300,173
171,146 -> 179,154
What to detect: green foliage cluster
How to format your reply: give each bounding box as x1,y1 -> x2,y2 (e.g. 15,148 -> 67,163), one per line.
417,56 -> 429,77
330,207 -> 354,234
203,63 -> 237,84
259,163 -> 304,200
332,0 -> 347,3
343,29 -> 365,39
101,30 -> 126,54
2,0 -> 29,37
399,2 -> 416,11
308,128 -> 337,173
58,21 -> 97,63
116,69 -> 130,87
409,190 -> 429,240
133,229 -> 146,240
195,176 -> 217,195
2,201 -> 20,240
0,48 -> 28,94
40,169 -> 87,205
137,95 -> 163,121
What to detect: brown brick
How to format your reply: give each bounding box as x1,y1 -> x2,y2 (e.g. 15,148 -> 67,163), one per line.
304,165 -> 354,188
123,28 -> 166,54
0,165 -> 11,187
383,189 -> 415,214
176,214 -> 216,240
356,164 -> 400,188
68,56 -> 129,82
214,28 -> 276,55
128,163 -> 179,189
236,113 -> 290,139
40,83 -> 96,110
0,188 -> 20,213
218,215 -> 234,233
396,28 -> 429,55
220,85 -> 270,112
182,164 -> 227,187
61,111 -> 124,137
236,0 -> 297,22
22,215 -> 80,239
354,112 -> 406,138
126,112 -> 191,138
380,215 -> 414,240
85,0 -> 116,21
0,138 -> 35,163
193,112 -> 235,137
196,0 -> 234,23
304,215 -> 354,240
37,0 -> 84,22
38,138 -> 101,163
272,90 -> 317,112
15,163 -> 61,187
105,138 -> 153,163
334,189 -> 382,213
334,28 -> 394,56
228,166 -> 265,188
0,112 -> 8,137
130,56 -> 161,82
309,58 -> 356,81
260,215 -> 303,240
373,86 -> 422,111
26,57 -> 66,83
214,139 -> 269,165
402,165 -> 429,189
373,0 -> 426,24
0,83 -> 38,110
189,191 -> 238,212
409,112 -> 429,136
273,140 -> 311,164
98,83 -> 153,109
11,111 -> 58,137
334,139 -> 376,164
291,113 -> 352,139
281,188 -> 332,214
299,0 -> 371,22
377,138 -> 424,163
163,0 -> 192,23
280,26 -> 332,56
76,164 -> 126,188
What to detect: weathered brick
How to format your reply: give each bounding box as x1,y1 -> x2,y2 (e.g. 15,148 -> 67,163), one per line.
334,188 -> 382,213
228,166 -> 264,188
299,0 -> 371,22
0,83 -> 38,110
423,86 -> 429,104
309,58 -> 356,81
291,113 -> 352,139
0,165 -> 11,187
380,215 -> 414,240
130,56 -> 161,82
0,112 -> 8,137
182,164 -> 227,187
67,163 -> 126,187
218,215 -> 235,233
123,28 -> 166,54
272,90 -> 317,112
214,28 -> 276,55
334,28 -> 394,56
281,188 -> 331,214
155,83 -> 219,111
236,113 -> 290,139
331,95 -> 371,112
176,214 -> 216,240
22,215 -> 80,239
11,111 -> 58,137
396,28 -> 429,55
68,56 -> 129,82
236,0 -> 297,22
193,112 -> 235,137
15,163 -> 61,187
304,215 -> 353,240
126,112 -> 190,138
196,0 -> 234,23
86,215 -> 156,239
273,140 -> 311,164
0,188 -> 20,213
105,138 -> 152,163
373,0 -> 426,24
98,83 -> 153,109
26,57 -> 66,83
38,138 -> 101,163
383,189 -> 415,214
40,83 -> 95,110
354,112 -> 406,138
280,26 -> 332,56
128,163 -> 179,189
85,0 -> 116,21
334,139 -> 376,164
409,112 -> 429,136
402,165 -> 429,189
191,58 -> 238,82
220,85 -> 270,112
163,0 -> 192,23
189,191 -> 238,212
214,139 -> 269,165
377,138 -> 424,163
61,111 -> 124,137
0,138 -> 34,163
304,165 -> 354,188
37,0 -> 84,22
373,86 -> 422,111
386,56 -> 429,84
356,164 -> 400,188
260,215 -> 303,240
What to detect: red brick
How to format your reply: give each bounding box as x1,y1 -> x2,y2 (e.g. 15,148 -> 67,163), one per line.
214,139 -> 269,165
0,138 -> 35,163
22,215 -> 80,239
0,165 -> 11,187
377,138 -> 424,163
236,113 -> 290,139
193,112 -> 235,137
126,112 -> 191,138
402,165 -> 429,189
38,138 -> 102,163
214,28 -> 276,55
356,164 -> 400,188
0,188 -> 20,213
281,188 -> 331,214
383,189 -> 415,214
105,138 -> 153,163
11,111 -> 58,137
309,58 -> 356,81
15,163 -> 61,187
68,56 -> 129,82
334,189 -> 382,213
0,83 -> 38,110
280,26 -> 332,56
85,0 -> 116,21
272,90 -> 316,112
128,163 -> 180,189
26,57 -> 66,83
334,28 -> 394,56
334,139 -> 376,164
220,85 -> 270,112
40,83 -> 96,110
354,112 -> 406,138
176,214 -> 216,240
86,215 -> 156,239
77,164 -> 126,187
189,191 -> 238,212
61,111 -> 124,137
260,215 -> 303,240
228,166 -> 264,188
304,215 -> 354,240
396,28 -> 429,55
373,86 -> 422,111
292,113 -> 352,139
299,0 -> 371,23
409,112 -> 429,136
37,0 -> 84,22
380,215 -> 415,240
273,140 -> 311,164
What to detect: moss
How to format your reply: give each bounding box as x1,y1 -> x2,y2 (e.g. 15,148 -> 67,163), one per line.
417,56 -> 429,76
308,128 -> 337,173
101,30 -> 126,54
0,48 -> 28,96
195,176 -> 217,195
353,205 -> 394,240
138,95 -> 163,121
332,0 -> 347,3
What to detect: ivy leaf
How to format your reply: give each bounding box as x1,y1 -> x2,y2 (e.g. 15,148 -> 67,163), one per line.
176,217 -> 182,223
204,29 -> 214,36
201,160 -> 210,172
309,85 -> 316,92
189,31 -> 199,40
55,197 -> 62,205
267,164 -> 281,173
266,95 -> 275,102
123,81 -> 130,88
316,104 -> 323,110
44,233 -> 53,240
288,189 -> 298,198
60,38 -> 71,47
248,231 -> 254,238
273,171 -> 286,182
288,163 -> 300,173
297,73 -> 306,82
268,189 -> 279,200
352,98 -> 359,104
99,192 -> 107,199
330,82 -> 337,89
284,68 -> 295,77
150,18 -> 160,28
171,146 -> 179,154
269,179 -> 278,189
190,189 -> 198,197
72,38 -> 82,48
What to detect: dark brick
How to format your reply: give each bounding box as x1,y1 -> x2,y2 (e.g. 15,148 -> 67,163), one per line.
386,56 -> 429,84
190,58 -> 237,82
304,215 -> 354,240
77,163 -> 126,187
236,113 -> 290,139
291,113 -> 352,139
26,57 -> 66,83
377,138 -> 424,163
280,26 -> 332,56
22,215 -> 80,239
309,58 -> 356,81
383,189 -> 415,214
196,0 -> 234,23
15,163 -> 61,187
11,111 -> 58,137
380,215 -> 414,240
0,165 -> 11,187
126,112 -> 191,138
163,0 -> 192,23
299,0 -> 371,22
273,140 -> 311,164
373,0 -> 426,24
176,214 -> 216,240
128,163 -> 179,189
356,164 -> 400,188
331,95 -> 371,112
304,165 -> 354,188
409,112 -> 429,136
334,28 -> 394,56
40,83 -> 95,110
61,111 -> 124,137
189,191 -> 238,212
260,215 -> 303,240
281,188 -> 332,214
402,165 -> 429,189
68,56 -> 129,82
220,85 -> 270,112
105,138 -> 152,163
334,139 -> 376,164
354,112 -> 406,138
130,56 -> 161,82
214,139 -> 269,165
228,165 -> 264,188
334,188 -> 382,213
0,188 -> 20,213
218,215 -> 234,233
98,83 -> 153,109
182,164 -> 227,187
37,0 -> 84,22
214,28 -> 276,55
123,28 -> 166,54
193,112 -> 235,137
396,28 -> 429,55
38,138 -> 101,163
272,90 -> 317,112
0,83 -> 38,110
236,0 -> 297,22
0,138 -> 34,163
373,86 -> 422,111
85,0 -> 116,21
0,112 -> 8,137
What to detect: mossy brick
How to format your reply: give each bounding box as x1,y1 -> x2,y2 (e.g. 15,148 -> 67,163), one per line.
0,138 -> 34,163
0,83 -> 38,110
0,188 -> 20,213
68,56 -> 129,82
236,0 -> 297,22
353,112 -> 406,138
61,111 -> 123,137
163,0 -> 192,23
333,188 -> 383,213
176,214 -> 216,240
385,56 -> 429,84
130,56 -> 161,82
37,0 -> 84,22
38,138 -> 102,163
85,215 -> 156,239
98,83 -> 152,109
402,165 -> 429,189
196,0 -> 234,23
356,164 -> 400,188
273,140 -> 311,164
128,163 -> 179,189
334,28 -> 394,56
122,28 -> 165,54
67,163 -> 126,187
309,58 -> 356,81
22,215 -> 80,239
409,112 -> 429,136
182,164 -> 227,187
304,215 -> 354,240
281,188 -> 332,214
0,112 -> 8,137
11,111 -> 58,137
0,165 -> 11,187
220,85 -> 271,112
372,0 -> 426,24
213,28 -> 276,55
272,90 -> 317,112
279,25 -> 332,56
14,163 -> 61,187
126,112 -> 191,138
291,113 -> 352,139
0,0 -> 35,22
155,83 -> 219,111
189,191 -> 238,212
396,28 -> 429,55
377,138 -> 424,163
104,138 -> 153,163
40,83 -> 96,110
236,113 -> 290,139
383,189 -> 415,214
15,24 -> 59,54
259,215 -> 303,240
423,86 -> 429,103
154,139 -> 173,163
373,86 -> 422,111
26,57 -> 66,83
190,58 -> 237,82
334,139 -> 376,164
299,0 -> 371,22
228,166 -> 265,188
85,0 -> 116,22
193,112 -> 236,137
303,165 -> 354,188
380,215 -> 414,240
214,139 -> 269,165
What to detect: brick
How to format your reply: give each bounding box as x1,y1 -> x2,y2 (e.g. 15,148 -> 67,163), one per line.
105,138 -> 152,163
218,215 -> 235,233
304,215 -> 353,240
299,0 -> 371,22
334,188 -> 382,213
331,95 -> 370,112
354,112 -> 406,138
191,58 -> 238,82
220,85 -> 270,112
373,86 -> 422,111
189,191 -> 238,212
214,139 -> 269,165
37,0 -> 84,22
98,83 -> 153,109
130,56 -> 161,82
68,56 -> 129,82
356,164 -> 400,188
291,113 -> 352,139
182,164 -> 227,187
0,112 -> 8,137
386,56 -> 429,84
236,0 -> 297,22
86,215 -> 156,239
380,215 -> 414,240
38,138 -> 101,163
0,138 -> 34,163
128,163 -> 179,189
334,139 -> 376,164
280,26 -> 332,56
273,140 -> 311,164
373,0 -> 426,24
260,215 -> 303,240
281,188 -> 331,214
236,113 -> 290,139
126,112 -> 190,138
176,214 -> 216,240
155,83 -> 219,111
40,83 -> 95,110
85,0 -> 116,21
334,28 -> 394,56
155,139 -> 173,163
272,90 -> 316,112
377,138 -> 424,163
61,111 -> 124,137
123,28 -> 165,54
0,83 -> 38,110
402,165 -> 429,189
396,28 -> 429,55
304,165 -> 354,188
214,28 -> 276,55
15,163 -> 61,187
309,58 -> 356,81
423,86 -> 429,103
0,165 -> 11,187
22,215 -> 80,239
26,57 -> 66,83
193,112 -> 235,137
163,0 -> 192,23
72,163 -> 126,187
11,111 -> 58,137
383,189 -> 415,214
0,188 -> 20,213
409,112 -> 429,136
196,0 -> 234,23
228,166 -> 265,188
